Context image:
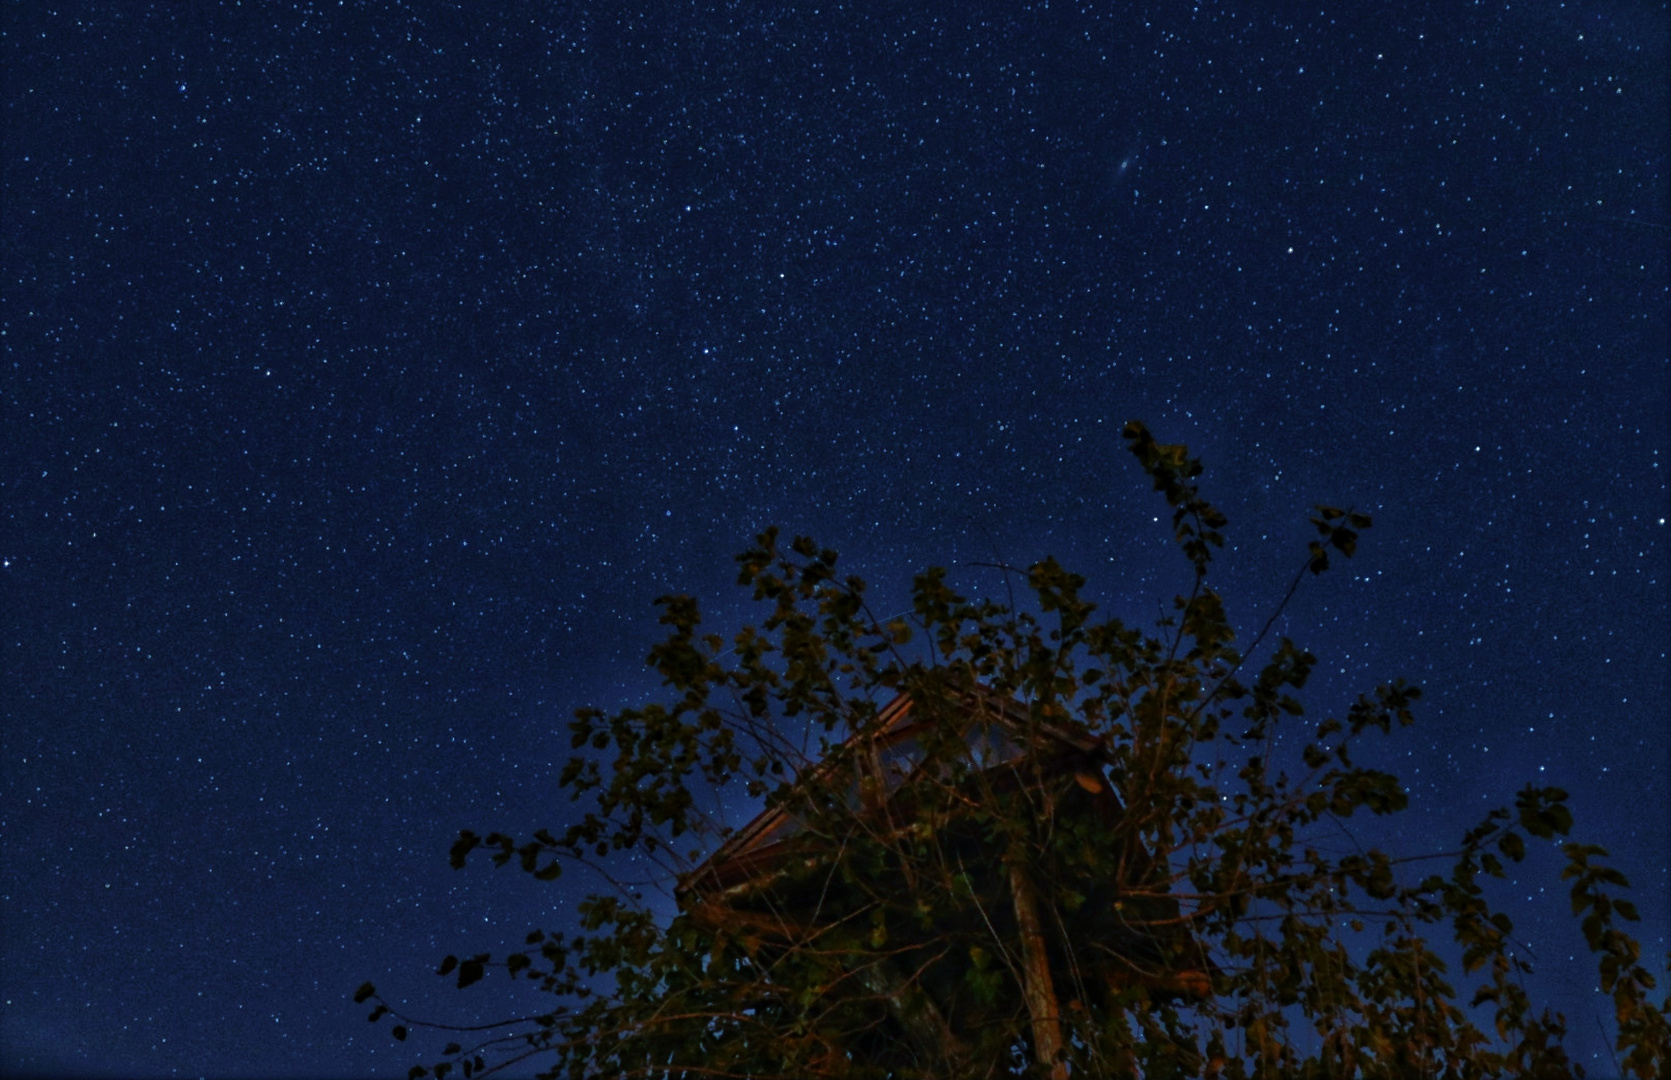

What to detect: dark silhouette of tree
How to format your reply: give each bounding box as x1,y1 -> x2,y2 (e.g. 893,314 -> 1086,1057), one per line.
357,421 -> 1668,1079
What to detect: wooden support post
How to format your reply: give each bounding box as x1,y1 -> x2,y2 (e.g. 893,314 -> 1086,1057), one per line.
1008,857 -> 1068,1079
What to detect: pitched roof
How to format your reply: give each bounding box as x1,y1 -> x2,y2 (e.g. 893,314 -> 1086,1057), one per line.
676,682 -> 1108,903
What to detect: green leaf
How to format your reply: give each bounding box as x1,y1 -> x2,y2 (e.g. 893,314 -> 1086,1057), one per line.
1498,833 -> 1526,862
448,831 -> 480,869
1518,786 -> 1573,838
1308,540 -> 1330,575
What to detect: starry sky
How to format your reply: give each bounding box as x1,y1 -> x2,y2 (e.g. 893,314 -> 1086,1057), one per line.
3,1 -> 1666,1077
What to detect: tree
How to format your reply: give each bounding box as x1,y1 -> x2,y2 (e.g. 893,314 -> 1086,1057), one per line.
358,421 -> 1668,1079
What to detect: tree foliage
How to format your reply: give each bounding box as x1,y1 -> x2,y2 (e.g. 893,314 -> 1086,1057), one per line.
358,421 -> 1668,1079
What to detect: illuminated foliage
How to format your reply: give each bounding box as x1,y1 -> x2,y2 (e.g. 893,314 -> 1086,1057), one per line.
358,422 -> 1667,1079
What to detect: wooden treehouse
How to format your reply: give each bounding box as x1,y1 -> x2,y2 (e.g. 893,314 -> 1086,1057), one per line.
675,681 -> 1215,1073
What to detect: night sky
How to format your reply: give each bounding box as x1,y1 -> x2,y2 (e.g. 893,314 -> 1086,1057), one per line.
4,2 -> 1666,1077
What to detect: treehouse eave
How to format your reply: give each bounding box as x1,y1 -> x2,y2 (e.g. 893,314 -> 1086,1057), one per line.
675,684 -> 1108,904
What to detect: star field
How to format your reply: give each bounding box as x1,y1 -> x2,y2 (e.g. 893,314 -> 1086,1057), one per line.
3,2 -> 1665,1076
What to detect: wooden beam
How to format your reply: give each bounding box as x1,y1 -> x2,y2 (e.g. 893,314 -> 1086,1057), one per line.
1007,857 -> 1068,1080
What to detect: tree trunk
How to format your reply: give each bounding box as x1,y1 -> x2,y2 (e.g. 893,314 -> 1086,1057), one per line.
1008,858 -> 1068,1080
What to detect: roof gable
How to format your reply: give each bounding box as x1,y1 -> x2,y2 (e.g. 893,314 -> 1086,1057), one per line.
677,683 -> 1107,902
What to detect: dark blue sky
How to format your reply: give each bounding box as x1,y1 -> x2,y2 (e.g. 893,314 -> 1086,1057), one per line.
4,2 -> 1665,1076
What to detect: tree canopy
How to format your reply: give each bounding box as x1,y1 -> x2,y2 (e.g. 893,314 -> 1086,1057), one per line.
357,421 -> 1668,1079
